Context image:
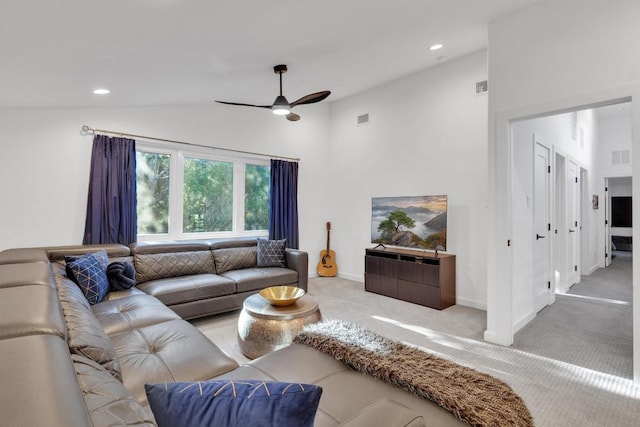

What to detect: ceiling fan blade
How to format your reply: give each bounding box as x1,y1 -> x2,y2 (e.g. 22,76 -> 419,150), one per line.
215,100 -> 271,109
290,91 -> 331,108
286,112 -> 301,121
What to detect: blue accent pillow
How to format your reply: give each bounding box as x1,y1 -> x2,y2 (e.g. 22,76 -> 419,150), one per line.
65,252 -> 110,305
257,238 -> 287,267
145,380 -> 322,427
106,261 -> 136,291
65,249 -> 109,282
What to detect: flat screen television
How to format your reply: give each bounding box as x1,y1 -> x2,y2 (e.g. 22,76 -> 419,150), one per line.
371,195 -> 447,251
611,196 -> 632,227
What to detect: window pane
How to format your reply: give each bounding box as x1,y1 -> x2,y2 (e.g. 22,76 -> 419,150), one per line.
183,157 -> 233,232
136,151 -> 170,234
245,164 -> 270,231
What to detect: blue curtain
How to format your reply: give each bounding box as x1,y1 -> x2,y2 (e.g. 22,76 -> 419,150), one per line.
82,135 -> 137,245
269,159 -> 299,249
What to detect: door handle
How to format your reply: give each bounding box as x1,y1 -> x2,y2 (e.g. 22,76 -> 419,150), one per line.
569,229 -> 576,233
536,234 -> 546,240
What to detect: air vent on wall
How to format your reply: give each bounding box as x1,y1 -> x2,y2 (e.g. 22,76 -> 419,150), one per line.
612,149 -> 631,165
357,113 -> 370,126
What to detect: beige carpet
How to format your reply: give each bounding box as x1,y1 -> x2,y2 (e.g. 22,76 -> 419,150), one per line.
193,275 -> 640,427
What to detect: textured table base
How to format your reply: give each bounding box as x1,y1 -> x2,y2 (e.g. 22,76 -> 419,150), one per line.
237,297 -> 322,359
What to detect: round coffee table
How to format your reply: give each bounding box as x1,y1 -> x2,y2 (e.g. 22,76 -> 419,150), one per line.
237,293 -> 322,359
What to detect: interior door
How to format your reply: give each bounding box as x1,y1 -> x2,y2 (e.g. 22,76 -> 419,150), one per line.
554,152 -> 568,293
567,160 -> 581,285
605,181 -> 612,267
534,142 -> 551,312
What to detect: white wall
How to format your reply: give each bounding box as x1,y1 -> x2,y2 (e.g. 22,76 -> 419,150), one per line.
0,104 -> 331,259
597,110 -> 633,253
328,50 -> 489,309
487,0 -> 640,381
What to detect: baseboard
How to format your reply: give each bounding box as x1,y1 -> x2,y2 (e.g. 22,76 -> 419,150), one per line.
308,271 -> 363,283
513,311 -> 536,334
455,297 -> 486,311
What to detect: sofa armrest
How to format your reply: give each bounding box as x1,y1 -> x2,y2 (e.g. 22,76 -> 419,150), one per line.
285,249 -> 308,291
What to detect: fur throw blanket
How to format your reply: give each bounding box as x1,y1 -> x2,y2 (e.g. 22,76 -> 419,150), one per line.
294,319 -> 534,427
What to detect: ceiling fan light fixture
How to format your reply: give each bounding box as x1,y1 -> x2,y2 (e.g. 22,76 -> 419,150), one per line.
272,95 -> 290,115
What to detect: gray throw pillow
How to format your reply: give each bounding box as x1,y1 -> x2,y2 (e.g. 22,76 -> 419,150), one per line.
257,238 -> 287,267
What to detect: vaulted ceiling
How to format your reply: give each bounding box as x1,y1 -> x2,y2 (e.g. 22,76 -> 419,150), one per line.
1,0 -> 540,108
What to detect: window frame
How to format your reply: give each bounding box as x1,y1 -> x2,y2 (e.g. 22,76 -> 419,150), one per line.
136,140 -> 270,241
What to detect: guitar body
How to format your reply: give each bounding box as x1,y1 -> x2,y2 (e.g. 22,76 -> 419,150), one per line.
317,222 -> 338,277
317,249 -> 338,277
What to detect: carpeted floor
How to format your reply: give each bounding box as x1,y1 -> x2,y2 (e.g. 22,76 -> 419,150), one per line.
192,253 -> 640,427
513,250 -> 633,379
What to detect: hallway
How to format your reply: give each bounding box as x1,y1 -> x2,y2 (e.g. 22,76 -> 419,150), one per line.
513,251 -> 633,378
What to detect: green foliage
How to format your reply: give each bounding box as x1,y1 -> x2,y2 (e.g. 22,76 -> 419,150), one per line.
136,151 -> 170,234
244,164 -> 270,230
424,229 -> 447,249
377,210 -> 415,236
183,157 -> 233,232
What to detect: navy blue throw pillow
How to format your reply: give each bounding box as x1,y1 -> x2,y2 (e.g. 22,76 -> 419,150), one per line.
145,380 -> 322,427
65,250 -> 109,283
106,261 -> 136,291
65,252 -> 109,305
257,238 -> 287,267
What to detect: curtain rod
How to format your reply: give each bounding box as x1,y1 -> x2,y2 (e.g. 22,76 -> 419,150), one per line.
80,125 -> 300,162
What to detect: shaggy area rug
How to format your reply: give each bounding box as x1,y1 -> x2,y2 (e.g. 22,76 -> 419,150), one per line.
294,319 -> 534,427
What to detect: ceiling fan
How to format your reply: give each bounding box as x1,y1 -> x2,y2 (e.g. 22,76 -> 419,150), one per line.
215,64 -> 331,121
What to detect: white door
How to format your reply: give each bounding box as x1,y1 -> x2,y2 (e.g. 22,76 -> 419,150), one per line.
604,181 -> 612,267
534,142 -> 551,312
554,153 -> 568,293
567,160 -> 581,285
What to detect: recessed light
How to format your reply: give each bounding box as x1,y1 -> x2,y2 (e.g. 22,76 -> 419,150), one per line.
429,44 -> 443,51
93,89 -> 110,95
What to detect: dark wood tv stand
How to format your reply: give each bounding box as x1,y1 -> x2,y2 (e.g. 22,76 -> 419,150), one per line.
364,247 -> 455,310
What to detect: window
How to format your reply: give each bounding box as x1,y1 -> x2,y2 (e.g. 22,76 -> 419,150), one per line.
136,143 -> 270,240
183,157 -> 233,233
244,164 -> 270,231
136,151 -> 170,234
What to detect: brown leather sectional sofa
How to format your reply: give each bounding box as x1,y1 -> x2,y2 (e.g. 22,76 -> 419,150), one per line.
0,239 -> 464,427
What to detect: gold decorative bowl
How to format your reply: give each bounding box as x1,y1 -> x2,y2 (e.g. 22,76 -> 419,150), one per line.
259,286 -> 306,307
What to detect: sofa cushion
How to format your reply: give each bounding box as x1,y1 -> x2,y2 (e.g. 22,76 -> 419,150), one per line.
0,284 -> 66,340
257,238 -> 287,267
112,318 -> 239,405
145,380 -> 322,427
0,335 -> 94,427
342,399 -> 426,427
65,252 -> 110,304
72,354 -> 156,427
56,274 -> 122,381
213,246 -> 257,274
92,294 -> 181,336
221,267 -> 298,293
136,274 -> 236,306
135,250 -> 216,283
0,262 -> 55,289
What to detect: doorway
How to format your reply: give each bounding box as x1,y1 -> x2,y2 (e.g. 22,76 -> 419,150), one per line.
508,100 -> 634,377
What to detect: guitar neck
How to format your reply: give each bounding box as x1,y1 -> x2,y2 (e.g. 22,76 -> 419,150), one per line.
325,222 -> 331,252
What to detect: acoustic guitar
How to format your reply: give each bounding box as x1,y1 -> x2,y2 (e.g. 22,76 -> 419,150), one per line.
317,222 -> 338,277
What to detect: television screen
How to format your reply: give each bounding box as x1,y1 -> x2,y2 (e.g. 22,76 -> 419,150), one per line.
611,196 -> 632,227
371,195 -> 447,251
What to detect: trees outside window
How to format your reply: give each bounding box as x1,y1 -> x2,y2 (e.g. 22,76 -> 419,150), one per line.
136,144 -> 269,240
